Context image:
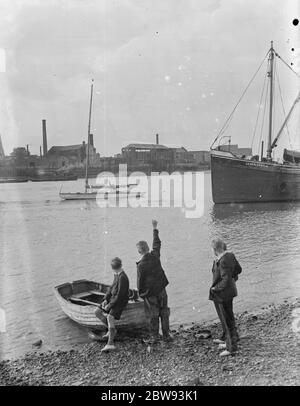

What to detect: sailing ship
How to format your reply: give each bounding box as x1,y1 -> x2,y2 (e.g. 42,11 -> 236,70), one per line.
210,42 -> 300,204
59,81 -> 142,201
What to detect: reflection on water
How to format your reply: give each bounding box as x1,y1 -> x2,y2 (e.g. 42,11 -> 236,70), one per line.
0,174 -> 300,359
211,201 -> 300,221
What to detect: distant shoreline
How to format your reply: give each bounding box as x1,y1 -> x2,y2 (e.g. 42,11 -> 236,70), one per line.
0,168 -> 211,183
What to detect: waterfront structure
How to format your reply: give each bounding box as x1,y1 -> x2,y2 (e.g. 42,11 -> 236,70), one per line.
46,139 -> 100,170
121,143 -> 173,171
171,147 -> 194,164
217,144 -> 252,157
188,150 -> 211,166
8,147 -> 45,169
46,144 -> 85,169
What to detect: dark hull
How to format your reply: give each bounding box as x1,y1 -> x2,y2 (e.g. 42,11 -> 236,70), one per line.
30,175 -> 78,182
211,151 -> 300,204
0,178 -> 28,184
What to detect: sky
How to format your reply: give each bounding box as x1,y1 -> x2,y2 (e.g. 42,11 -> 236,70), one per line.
0,0 -> 299,158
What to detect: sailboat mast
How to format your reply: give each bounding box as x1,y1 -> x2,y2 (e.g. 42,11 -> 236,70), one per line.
267,41 -> 274,161
85,79 -> 94,192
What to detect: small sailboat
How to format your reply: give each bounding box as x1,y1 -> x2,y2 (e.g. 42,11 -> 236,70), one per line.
210,42 -> 300,204
59,81 -> 142,201
59,80 -> 97,200
54,279 -> 147,331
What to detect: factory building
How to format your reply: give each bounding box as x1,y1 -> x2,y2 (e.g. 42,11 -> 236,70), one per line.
217,144 -> 252,157
46,139 -> 100,170
122,143 -> 172,163
121,135 -> 173,171
189,150 -> 211,166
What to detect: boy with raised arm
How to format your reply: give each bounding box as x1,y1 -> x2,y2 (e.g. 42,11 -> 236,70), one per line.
136,220 -> 172,344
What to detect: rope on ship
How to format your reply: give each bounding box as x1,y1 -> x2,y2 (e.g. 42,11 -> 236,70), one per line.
210,51 -> 269,149
211,46 -> 300,152
251,64 -> 269,151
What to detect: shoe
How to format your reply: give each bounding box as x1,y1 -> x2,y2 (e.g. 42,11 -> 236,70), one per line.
143,335 -> 160,345
219,350 -> 231,357
213,339 -> 225,344
218,343 -> 227,350
163,334 -> 173,342
88,331 -> 104,341
101,344 -> 116,353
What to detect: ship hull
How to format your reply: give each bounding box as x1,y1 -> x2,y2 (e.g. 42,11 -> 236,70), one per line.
211,150 -> 300,204
59,192 -> 98,200
59,191 -> 142,201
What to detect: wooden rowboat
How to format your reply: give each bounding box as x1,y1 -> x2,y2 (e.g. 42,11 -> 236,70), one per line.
54,279 -> 148,331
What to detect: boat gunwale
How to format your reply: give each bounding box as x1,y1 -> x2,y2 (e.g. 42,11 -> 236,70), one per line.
211,149 -> 300,173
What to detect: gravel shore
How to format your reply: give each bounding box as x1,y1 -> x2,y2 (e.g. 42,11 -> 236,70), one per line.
1,299 -> 299,386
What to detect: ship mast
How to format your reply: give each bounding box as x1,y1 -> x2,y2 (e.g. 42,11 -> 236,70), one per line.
85,79 -> 94,193
271,91 -> 300,150
266,41 -> 274,161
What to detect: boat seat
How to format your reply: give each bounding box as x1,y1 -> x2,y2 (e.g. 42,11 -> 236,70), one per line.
72,290 -> 105,299
90,290 -> 105,297
71,291 -> 91,299
69,297 -> 98,306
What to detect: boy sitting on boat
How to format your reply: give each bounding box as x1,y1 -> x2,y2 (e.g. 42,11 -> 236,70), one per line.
95,257 -> 129,352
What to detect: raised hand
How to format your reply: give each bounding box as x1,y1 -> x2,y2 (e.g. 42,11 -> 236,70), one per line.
152,219 -> 158,229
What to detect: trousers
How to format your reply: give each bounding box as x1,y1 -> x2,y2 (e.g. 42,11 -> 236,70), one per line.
144,288 -> 170,339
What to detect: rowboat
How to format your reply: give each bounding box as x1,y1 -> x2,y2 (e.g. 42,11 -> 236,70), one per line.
54,279 -> 148,331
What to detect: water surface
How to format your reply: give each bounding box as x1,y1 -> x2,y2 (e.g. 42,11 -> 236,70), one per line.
0,173 -> 299,359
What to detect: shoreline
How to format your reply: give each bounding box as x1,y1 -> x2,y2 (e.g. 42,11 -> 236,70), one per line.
1,298 -> 299,386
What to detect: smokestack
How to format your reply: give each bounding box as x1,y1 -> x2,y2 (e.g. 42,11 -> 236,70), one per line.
26,144 -> 29,155
89,133 -> 94,147
0,135 -> 5,159
156,133 -> 159,145
261,141 -> 264,161
40,146 -> 42,157
42,119 -> 48,156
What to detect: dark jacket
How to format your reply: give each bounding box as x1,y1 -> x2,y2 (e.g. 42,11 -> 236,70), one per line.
105,270 -> 129,312
137,229 -> 169,298
209,252 -> 242,303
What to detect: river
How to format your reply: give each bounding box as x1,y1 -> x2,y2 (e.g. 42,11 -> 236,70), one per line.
0,172 -> 300,359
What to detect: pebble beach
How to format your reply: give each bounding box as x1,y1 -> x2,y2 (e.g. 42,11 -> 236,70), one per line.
0,298 -> 299,386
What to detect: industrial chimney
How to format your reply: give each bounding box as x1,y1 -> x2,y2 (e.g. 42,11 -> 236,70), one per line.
89,133 -> 94,147
0,135 -> 5,159
156,133 -> 159,145
42,119 -> 48,156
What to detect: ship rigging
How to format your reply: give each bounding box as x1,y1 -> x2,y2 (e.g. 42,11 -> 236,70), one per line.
210,41 -> 300,204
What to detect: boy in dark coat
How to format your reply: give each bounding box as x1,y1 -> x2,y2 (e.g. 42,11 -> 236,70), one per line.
209,239 -> 242,356
95,257 -> 129,352
136,220 -> 171,344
